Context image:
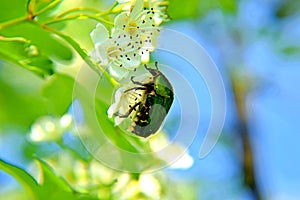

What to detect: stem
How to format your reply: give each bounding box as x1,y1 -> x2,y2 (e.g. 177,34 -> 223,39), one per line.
34,0 -> 61,16
0,36 -> 29,43
56,1 -> 118,19
43,14 -> 113,26
56,7 -> 107,19
41,24 -> 118,87
0,17 -> 28,30
26,0 -> 34,19
103,1 -> 119,15
230,71 -> 262,200
57,7 -> 102,18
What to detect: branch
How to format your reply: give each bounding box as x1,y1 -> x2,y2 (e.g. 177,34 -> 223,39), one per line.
230,70 -> 262,200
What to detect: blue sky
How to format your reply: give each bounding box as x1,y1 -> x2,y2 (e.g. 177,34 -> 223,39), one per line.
163,0 -> 300,199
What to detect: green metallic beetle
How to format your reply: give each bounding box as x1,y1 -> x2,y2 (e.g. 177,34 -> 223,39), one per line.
113,62 -> 174,138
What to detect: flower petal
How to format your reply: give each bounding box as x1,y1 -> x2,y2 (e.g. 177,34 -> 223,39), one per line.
94,43 -> 110,65
117,51 -> 141,69
114,13 -> 130,30
90,23 -> 109,45
108,63 -> 130,79
130,0 -> 144,20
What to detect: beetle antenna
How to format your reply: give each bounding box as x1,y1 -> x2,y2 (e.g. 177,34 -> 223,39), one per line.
155,61 -> 159,70
144,63 -> 160,76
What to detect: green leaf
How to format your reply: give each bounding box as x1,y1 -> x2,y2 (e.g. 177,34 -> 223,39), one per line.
0,159 -> 39,199
36,159 -> 98,200
73,80 -> 143,153
0,75 -> 48,129
0,36 -> 54,77
168,0 -> 237,19
42,73 -> 74,115
168,0 -> 200,19
0,159 -> 98,200
219,0 -> 236,13
0,0 -> 27,23
36,159 -> 72,195
27,0 -> 63,23
95,98 -> 141,153
0,21 -> 73,61
94,98 -> 165,171
198,0 -> 237,16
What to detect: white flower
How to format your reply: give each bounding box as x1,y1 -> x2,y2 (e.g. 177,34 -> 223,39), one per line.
149,132 -> 194,169
145,0 -> 169,25
169,152 -> 194,169
28,114 -> 73,142
139,174 -> 161,198
107,68 -> 156,126
90,0 -> 166,78
107,78 -> 145,125
156,144 -> 194,169
90,23 -> 142,79
117,0 -> 169,26
113,0 -> 162,62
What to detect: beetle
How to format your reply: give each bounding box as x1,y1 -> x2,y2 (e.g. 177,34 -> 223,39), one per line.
114,62 -> 174,138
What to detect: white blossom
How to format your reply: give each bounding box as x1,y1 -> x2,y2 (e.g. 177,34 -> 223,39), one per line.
28,114 -> 73,142
90,0 -> 166,79
117,0 -> 169,26
114,0 -> 161,62
90,23 -> 142,79
107,76 -> 147,125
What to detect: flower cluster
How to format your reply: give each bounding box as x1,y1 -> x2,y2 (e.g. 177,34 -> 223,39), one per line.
40,153 -> 168,199
28,114 -> 73,142
27,113 -> 194,199
90,0 -> 169,79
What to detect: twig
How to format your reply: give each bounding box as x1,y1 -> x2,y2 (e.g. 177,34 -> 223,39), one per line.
230,70 -> 262,200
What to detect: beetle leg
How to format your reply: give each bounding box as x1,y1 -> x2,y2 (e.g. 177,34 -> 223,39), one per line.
124,86 -> 146,93
130,76 -> 145,85
114,102 -> 141,118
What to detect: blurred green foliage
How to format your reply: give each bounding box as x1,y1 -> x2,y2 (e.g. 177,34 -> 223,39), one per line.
0,65 -> 47,129
0,0 -> 205,199
168,0 -> 236,19
0,0 -> 73,77
276,0 -> 300,17
42,74 -> 74,115
0,0 -> 27,22
0,37 -> 54,76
